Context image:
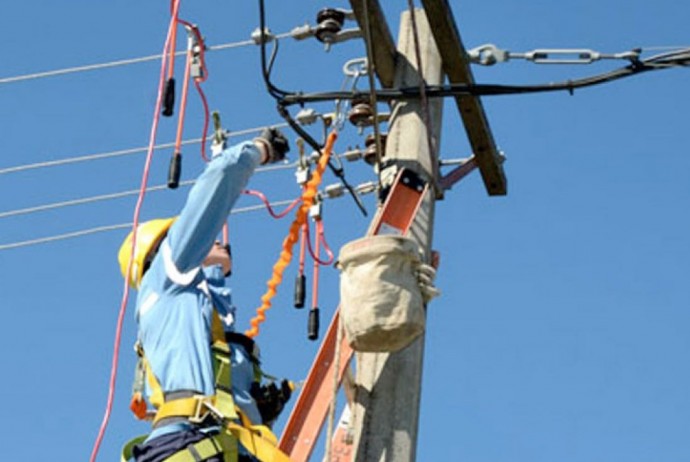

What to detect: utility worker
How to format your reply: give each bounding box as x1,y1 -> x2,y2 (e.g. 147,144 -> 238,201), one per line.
118,128 -> 291,462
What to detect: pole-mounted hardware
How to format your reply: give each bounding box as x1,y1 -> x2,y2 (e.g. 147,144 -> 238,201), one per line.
211,111 -> 228,158
468,43 -> 642,66
363,131 -> 387,166
251,27 -> 276,45
289,8 -> 362,51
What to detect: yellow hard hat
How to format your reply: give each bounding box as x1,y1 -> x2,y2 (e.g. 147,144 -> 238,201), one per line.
118,217 -> 175,288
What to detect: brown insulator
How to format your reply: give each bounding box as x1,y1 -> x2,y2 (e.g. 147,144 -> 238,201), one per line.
363,132 -> 387,165
348,102 -> 373,127
315,8 -> 345,44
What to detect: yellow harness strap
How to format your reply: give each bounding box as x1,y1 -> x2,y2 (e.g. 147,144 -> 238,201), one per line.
125,339 -> 291,462
227,421 -> 291,462
121,432 -> 237,462
165,432 -> 237,462
121,435 -> 147,462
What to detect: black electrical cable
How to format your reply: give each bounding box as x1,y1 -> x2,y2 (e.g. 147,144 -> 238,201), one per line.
267,36 -> 280,78
257,0 -> 367,216
277,104 -> 368,216
258,0 -> 288,100
277,48 -> 690,105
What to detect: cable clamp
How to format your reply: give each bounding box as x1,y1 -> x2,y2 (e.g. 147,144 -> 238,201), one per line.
309,200 -> 323,220
341,148 -> 363,162
468,44 -> 510,66
323,183 -> 345,199
295,168 -> 311,185
187,27 -> 205,79
211,112 -> 228,158
296,108 -> 319,126
290,24 -> 315,40
251,27 -> 275,45
355,181 -> 377,195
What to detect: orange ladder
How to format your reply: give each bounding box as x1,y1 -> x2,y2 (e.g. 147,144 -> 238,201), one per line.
278,167 -> 428,461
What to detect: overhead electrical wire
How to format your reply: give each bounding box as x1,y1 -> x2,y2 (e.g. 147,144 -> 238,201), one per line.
257,0 -> 367,216
0,33 -> 293,86
0,123 -> 290,176
89,1 -> 179,458
0,178 -> 380,252
0,164 -> 298,220
0,199 -> 299,252
277,46 -> 690,105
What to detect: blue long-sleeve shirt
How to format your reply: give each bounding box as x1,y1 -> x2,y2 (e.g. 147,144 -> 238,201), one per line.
135,141 -> 262,440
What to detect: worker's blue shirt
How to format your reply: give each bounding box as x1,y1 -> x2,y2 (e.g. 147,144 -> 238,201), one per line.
135,141 -> 262,440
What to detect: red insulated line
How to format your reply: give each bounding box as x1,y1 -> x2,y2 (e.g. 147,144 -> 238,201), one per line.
311,225 -> 321,310
298,222 -> 307,276
174,47 -> 193,155
89,7 -> 178,462
167,0 -> 182,79
305,218 -> 335,266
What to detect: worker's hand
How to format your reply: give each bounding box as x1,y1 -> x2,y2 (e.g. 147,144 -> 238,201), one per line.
254,127 -> 290,164
416,262 -> 441,303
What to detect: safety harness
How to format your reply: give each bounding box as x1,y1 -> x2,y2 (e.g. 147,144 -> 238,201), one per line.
121,319 -> 293,462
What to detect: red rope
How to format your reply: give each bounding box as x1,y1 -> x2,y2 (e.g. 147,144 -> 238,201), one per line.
243,189 -> 301,219
166,0 -> 181,80
89,3 -> 180,461
305,218 -> 335,265
172,22 -> 210,163
184,24 -> 211,162
298,222 -> 307,276
195,78 -> 210,162
311,223 -> 321,310
173,45 -> 193,156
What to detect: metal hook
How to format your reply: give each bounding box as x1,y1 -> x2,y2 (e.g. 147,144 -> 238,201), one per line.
343,57 -> 369,78
333,57 -> 370,131
211,111 -> 228,157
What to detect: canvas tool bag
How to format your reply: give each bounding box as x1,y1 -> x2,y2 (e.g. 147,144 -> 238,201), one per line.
338,235 -> 426,352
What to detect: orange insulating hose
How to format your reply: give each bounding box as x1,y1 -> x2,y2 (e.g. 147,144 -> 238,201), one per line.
245,131 -> 337,338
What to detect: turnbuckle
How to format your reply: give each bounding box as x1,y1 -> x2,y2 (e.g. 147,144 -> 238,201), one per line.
516,48 -> 641,64
468,43 -> 642,65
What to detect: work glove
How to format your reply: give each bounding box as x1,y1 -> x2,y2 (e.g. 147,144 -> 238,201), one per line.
254,127 -> 290,164
250,379 -> 293,427
416,262 -> 440,303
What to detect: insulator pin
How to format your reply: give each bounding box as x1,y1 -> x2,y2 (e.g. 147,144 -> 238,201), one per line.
363,132 -> 387,165
315,8 -> 346,44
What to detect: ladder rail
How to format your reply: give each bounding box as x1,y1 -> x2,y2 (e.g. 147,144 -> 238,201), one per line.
278,168 -> 427,461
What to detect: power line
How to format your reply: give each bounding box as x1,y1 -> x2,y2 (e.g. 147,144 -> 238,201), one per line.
0,178 -> 379,251
278,46 -> 690,105
0,199 -> 298,251
0,123 -> 290,176
0,162 -> 298,219
0,33 -> 293,86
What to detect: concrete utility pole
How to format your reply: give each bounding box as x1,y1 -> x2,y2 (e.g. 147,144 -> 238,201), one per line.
350,9 -> 443,461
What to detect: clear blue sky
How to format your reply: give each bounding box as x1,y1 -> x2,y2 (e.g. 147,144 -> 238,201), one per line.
1,1 -> 688,461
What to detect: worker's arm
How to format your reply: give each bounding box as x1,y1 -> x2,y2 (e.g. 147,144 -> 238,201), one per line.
160,129 -> 288,279
164,141 -> 261,276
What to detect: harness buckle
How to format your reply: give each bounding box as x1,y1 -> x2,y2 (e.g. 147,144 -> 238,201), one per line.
187,396 -> 226,424
187,396 -> 213,424
203,400 -> 226,423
